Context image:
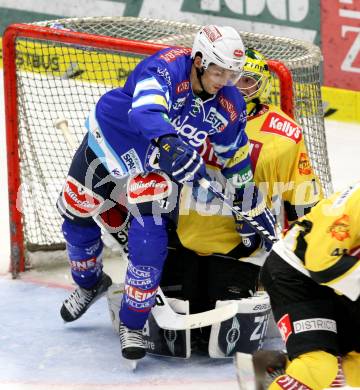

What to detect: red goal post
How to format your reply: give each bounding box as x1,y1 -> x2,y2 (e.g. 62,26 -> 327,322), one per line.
2,18 -> 328,275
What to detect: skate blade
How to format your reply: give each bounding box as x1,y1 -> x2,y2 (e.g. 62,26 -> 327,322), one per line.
124,359 -> 139,371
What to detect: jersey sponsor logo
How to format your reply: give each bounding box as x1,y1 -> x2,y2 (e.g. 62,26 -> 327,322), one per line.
171,115 -> 208,147
218,95 -> 238,122
249,139 -> 263,170
127,261 -> 155,279
125,285 -> 158,302
124,295 -> 153,311
69,257 -> 97,271
159,48 -> 192,63
172,97 -> 187,110
293,318 -> 337,334
332,182 -> 360,208
327,214 -> 350,241
62,176 -> 103,217
110,168 -> 126,178
126,277 -> 153,288
199,139 -> 222,168
203,25 -> 222,42
277,313 -> 293,343
261,112 -> 302,143
233,49 -> 244,58
275,375 -> 312,390
127,172 -> 172,204
226,144 -> 249,169
120,148 -> 143,175
189,98 -> 202,117
205,107 -> 228,133
298,152 -> 312,175
232,167 -> 254,187
176,80 -> 190,94
157,67 -> 172,86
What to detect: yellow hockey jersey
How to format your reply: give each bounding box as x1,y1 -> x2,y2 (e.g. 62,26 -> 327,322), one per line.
177,104 -> 322,262
273,181 -> 360,301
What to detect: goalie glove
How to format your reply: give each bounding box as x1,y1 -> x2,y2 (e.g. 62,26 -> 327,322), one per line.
234,184 -> 276,252
157,135 -> 206,184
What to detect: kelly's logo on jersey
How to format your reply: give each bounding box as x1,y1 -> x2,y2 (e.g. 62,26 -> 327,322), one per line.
261,112 -> 302,143
298,152 -> 312,175
328,214 -> 351,241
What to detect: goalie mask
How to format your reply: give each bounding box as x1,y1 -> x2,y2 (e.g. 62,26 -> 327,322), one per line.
237,48 -> 271,103
191,25 -> 246,86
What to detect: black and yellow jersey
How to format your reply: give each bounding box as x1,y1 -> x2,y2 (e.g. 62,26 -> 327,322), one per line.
176,104 -> 323,262
273,182 -> 360,301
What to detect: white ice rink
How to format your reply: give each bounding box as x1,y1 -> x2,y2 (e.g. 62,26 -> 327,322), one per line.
0,69 -> 359,390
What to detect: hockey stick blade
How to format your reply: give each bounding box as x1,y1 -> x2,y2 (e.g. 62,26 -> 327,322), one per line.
152,288 -> 238,330
234,352 -> 257,390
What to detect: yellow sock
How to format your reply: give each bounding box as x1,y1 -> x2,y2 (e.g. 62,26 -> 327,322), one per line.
269,351 -> 338,390
342,351 -> 360,387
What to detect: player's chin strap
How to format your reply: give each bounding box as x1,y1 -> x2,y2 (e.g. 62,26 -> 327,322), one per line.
55,117 -> 238,331
199,178 -> 278,246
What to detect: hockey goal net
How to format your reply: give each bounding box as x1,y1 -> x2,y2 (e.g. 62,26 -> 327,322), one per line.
3,17 -> 332,276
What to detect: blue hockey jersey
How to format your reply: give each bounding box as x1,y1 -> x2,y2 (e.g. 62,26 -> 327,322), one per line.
86,47 -> 250,183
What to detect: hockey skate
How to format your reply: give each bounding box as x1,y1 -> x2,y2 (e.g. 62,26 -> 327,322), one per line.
60,272 -> 112,322
119,322 -> 146,369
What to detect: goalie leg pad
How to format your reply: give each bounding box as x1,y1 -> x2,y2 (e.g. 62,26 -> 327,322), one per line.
209,291 -> 271,358
120,216 -> 168,329
107,284 -> 191,358
62,219 -> 103,289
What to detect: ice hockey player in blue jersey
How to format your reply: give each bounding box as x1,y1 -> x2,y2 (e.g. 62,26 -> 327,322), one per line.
57,25 -> 276,362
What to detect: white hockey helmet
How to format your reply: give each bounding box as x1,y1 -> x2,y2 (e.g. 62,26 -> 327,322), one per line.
191,25 -> 246,72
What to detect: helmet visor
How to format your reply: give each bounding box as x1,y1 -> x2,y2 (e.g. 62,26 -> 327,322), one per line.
206,64 -> 242,86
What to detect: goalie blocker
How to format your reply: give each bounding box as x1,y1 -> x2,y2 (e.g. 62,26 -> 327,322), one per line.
107,284 -> 270,358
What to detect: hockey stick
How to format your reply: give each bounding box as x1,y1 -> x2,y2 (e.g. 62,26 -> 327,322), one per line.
199,179 -> 278,245
55,118 -> 238,330
55,117 -> 276,244
234,352 -> 257,390
153,286 -> 237,330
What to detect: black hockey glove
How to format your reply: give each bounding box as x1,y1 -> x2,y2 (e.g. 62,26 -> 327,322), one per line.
233,184 -> 276,252
157,135 -> 206,184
